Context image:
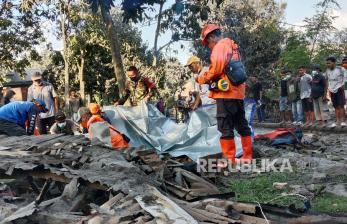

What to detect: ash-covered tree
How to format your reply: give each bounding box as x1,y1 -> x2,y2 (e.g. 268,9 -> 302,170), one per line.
85,0 -> 128,95
67,8 -> 153,105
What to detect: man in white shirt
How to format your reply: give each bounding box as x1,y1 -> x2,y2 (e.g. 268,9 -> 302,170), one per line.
325,56 -> 346,127
185,56 -> 216,110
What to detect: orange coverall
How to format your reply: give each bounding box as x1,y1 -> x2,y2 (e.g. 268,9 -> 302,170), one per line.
87,115 -> 129,149
196,38 -> 252,162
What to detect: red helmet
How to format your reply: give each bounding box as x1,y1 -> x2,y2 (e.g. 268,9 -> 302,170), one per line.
201,24 -> 221,46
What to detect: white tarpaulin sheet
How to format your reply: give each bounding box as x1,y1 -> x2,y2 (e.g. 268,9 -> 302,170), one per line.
102,100 -> 256,161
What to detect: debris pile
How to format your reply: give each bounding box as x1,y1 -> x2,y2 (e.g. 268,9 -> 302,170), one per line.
1,134 -> 347,223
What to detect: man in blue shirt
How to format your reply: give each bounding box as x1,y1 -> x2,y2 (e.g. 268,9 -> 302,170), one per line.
0,99 -> 48,136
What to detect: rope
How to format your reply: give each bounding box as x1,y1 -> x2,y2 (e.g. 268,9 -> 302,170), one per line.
255,201 -> 270,224
255,193 -> 309,223
266,193 -> 308,204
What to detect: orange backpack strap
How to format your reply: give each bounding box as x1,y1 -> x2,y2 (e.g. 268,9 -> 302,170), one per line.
230,41 -> 241,61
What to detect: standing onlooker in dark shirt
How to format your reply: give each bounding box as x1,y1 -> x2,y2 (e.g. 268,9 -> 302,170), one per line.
156,97 -> 166,114
67,88 -> 83,122
311,65 -> 328,125
288,72 -> 304,125
279,70 -> 292,123
249,76 -> 265,122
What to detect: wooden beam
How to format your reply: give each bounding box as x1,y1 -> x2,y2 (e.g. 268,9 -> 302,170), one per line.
29,171 -> 108,191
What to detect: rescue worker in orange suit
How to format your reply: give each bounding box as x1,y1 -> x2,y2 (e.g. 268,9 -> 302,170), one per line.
87,103 -> 130,148
196,24 -> 252,165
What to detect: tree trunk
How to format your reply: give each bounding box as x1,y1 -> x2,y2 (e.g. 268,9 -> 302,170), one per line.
99,0 -> 126,96
78,49 -> 86,102
60,0 -> 71,107
153,0 -> 164,67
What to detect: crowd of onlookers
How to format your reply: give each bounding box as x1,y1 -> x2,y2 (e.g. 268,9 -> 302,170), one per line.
249,56 -> 347,127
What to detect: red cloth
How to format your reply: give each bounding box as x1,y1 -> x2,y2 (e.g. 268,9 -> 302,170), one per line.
25,120 -> 40,135
143,77 -> 156,89
254,128 -> 296,141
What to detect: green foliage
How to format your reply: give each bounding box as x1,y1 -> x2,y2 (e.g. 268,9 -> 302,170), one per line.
0,1 -> 44,75
221,0 -> 284,75
280,32 -> 311,72
265,88 -> 280,101
44,50 -> 65,95
160,1 -> 208,42
85,0 -> 115,13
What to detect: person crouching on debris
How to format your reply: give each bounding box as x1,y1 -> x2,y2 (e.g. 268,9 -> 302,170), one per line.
50,111 -> 79,135
196,24 -> 252,166
78,107 -> 92,134
0,99 -> 48,136
87,103 -> 130,148
185,55 -> 216,110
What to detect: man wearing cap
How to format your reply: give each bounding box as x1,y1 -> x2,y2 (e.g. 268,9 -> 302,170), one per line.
27,72 -> 59,134
185,56 -> 216,110
196,24 -> 252,165
50,111 -> 79,135
0,100 -> 48,136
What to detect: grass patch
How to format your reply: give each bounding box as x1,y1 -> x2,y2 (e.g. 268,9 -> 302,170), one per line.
229,172 -> 305,208
228,171 -> 347,215
312,193 -> 347,214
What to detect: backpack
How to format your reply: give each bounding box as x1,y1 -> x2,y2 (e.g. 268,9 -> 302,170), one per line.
224,43 -> 247,86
